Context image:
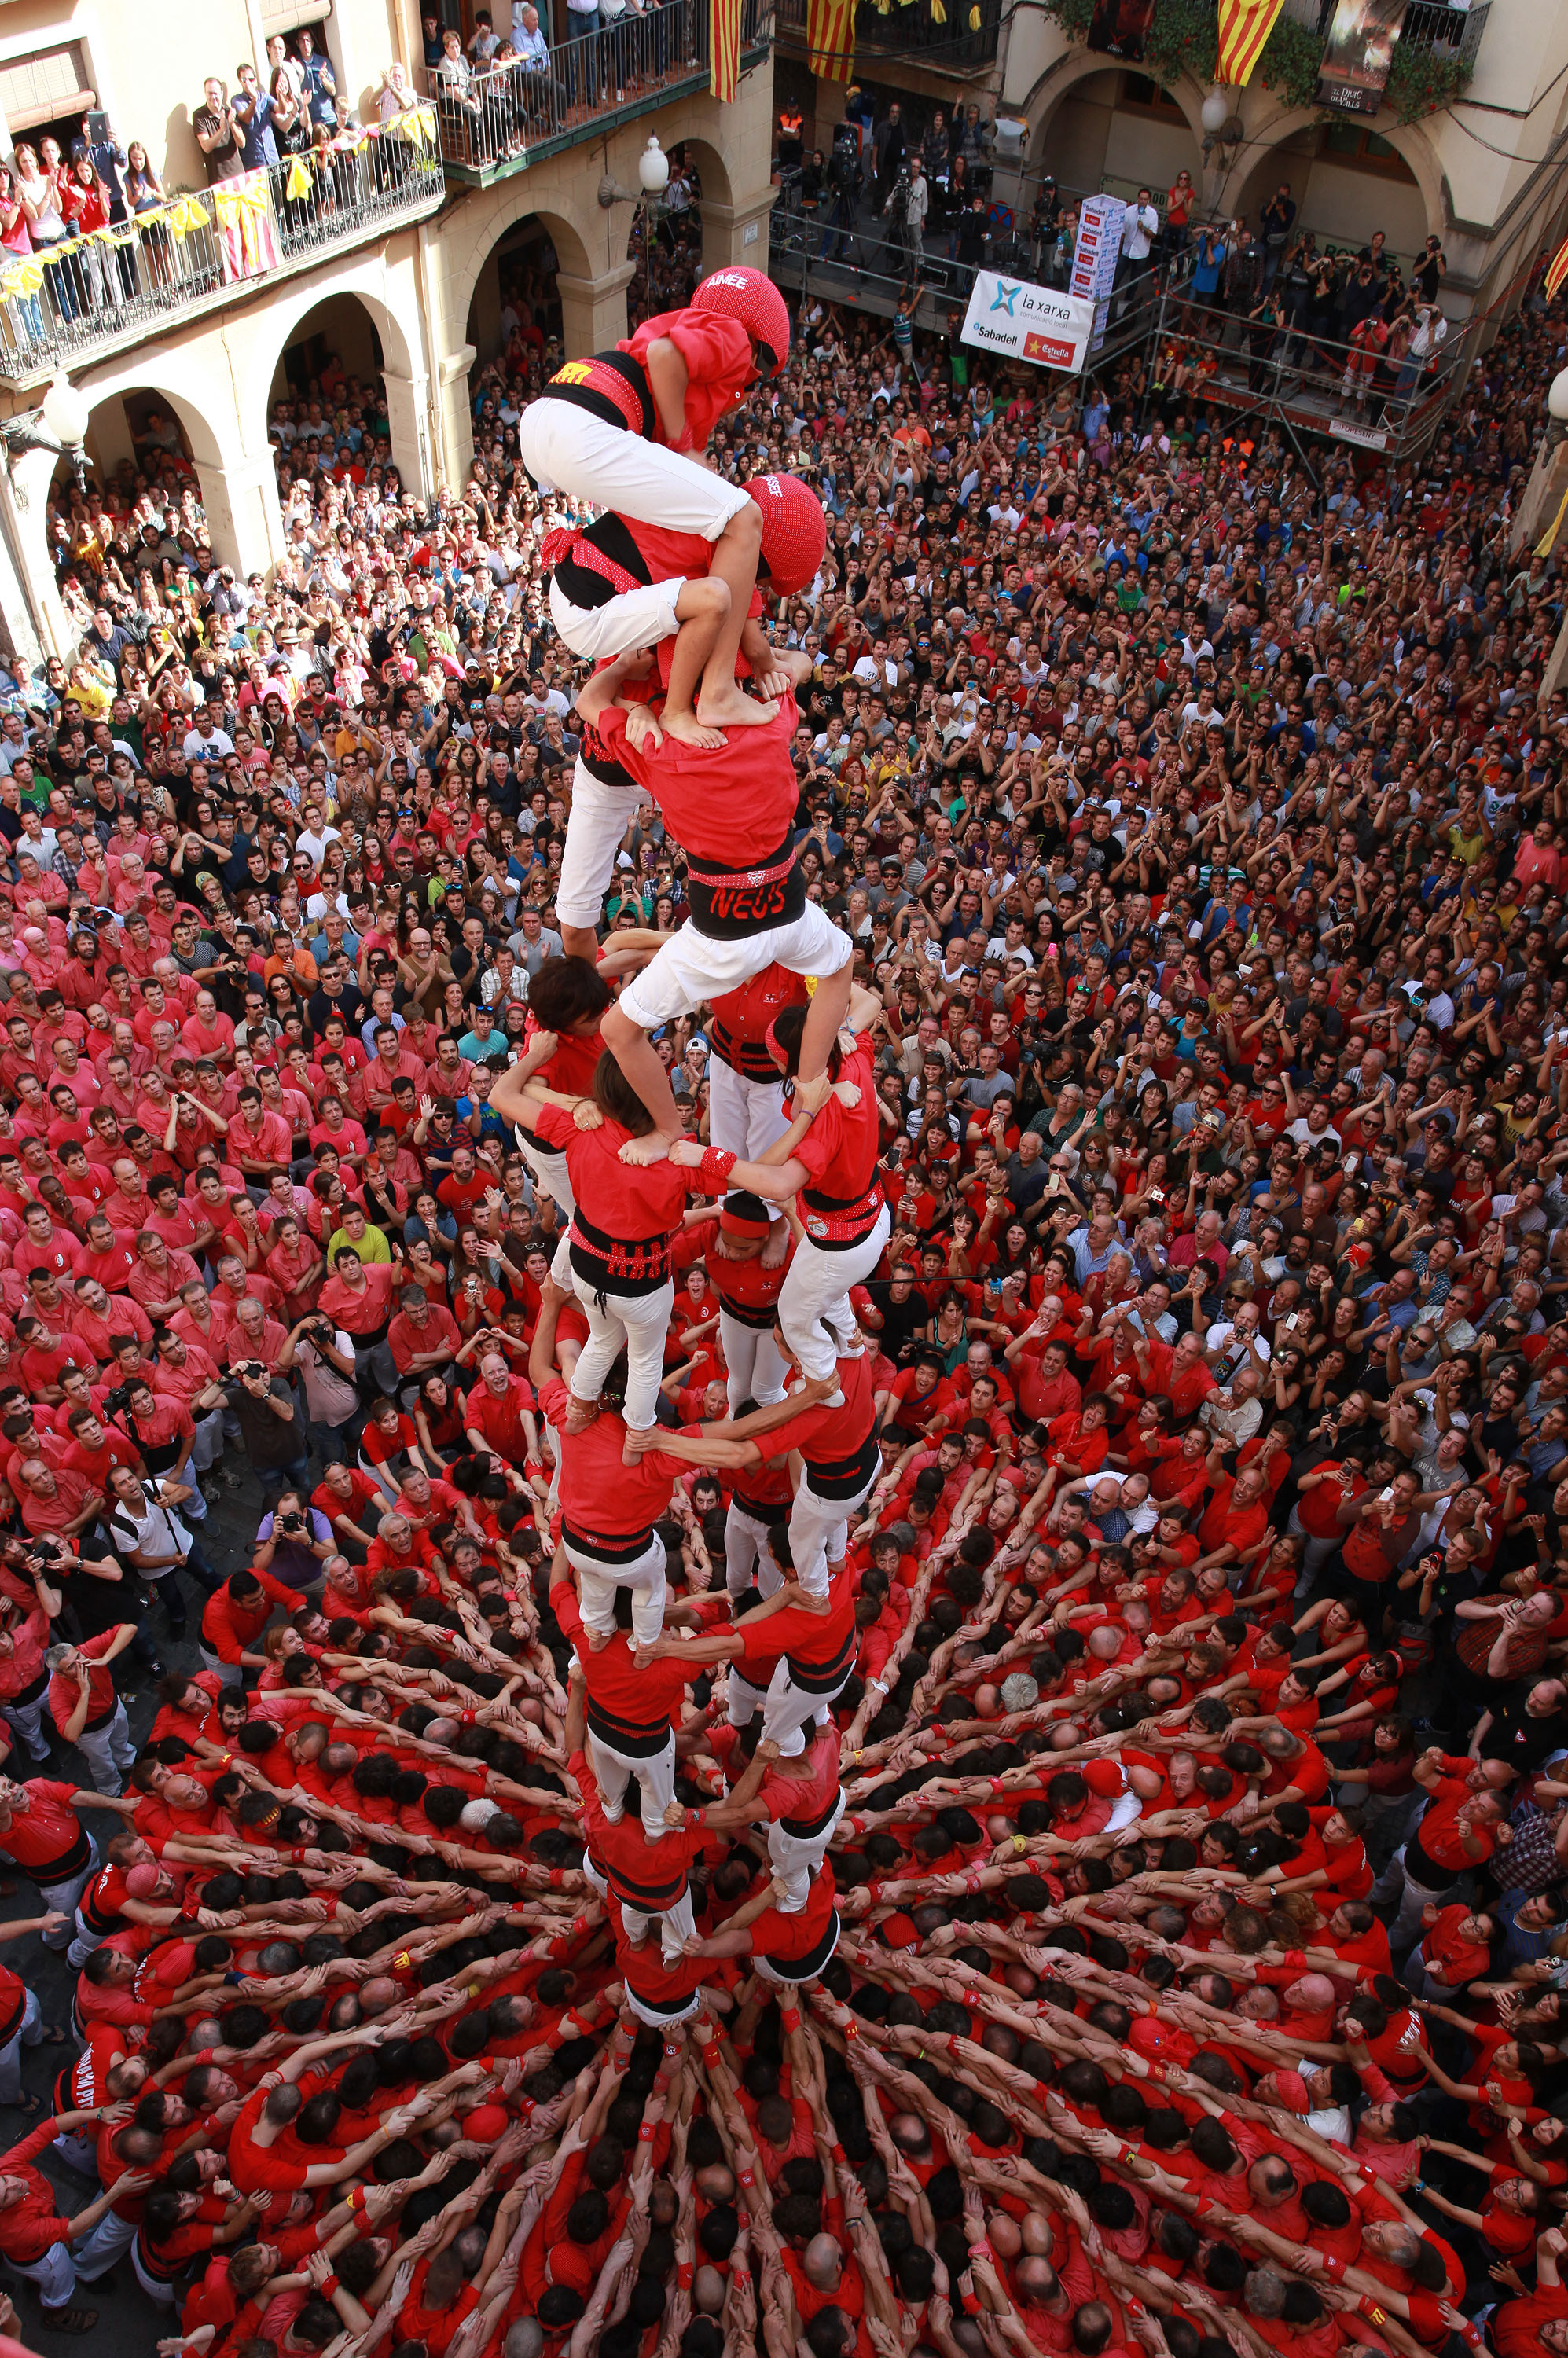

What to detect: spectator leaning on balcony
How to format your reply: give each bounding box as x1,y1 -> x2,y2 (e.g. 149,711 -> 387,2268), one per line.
435,28 -> 483,123
233,61 -> 281,172
377,61 -> 418,122
193,77 -> 244,182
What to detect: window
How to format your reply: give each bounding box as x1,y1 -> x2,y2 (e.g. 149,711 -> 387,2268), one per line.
1316,122 -> 1416,179
1120,73 -> 1184,116
0,41 -> 96,150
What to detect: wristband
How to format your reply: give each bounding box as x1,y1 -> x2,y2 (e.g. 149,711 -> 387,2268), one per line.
394,1952 -> 413,1971
968,2241 -> 993,2265
698,1146 -> 737,1193
678,2264 -> 694,2290
990,1778 -> 1004,1794
220,1753 -> 233,1767
843,2018 -> 858,2041
738,2169 -> 755,2187
549,1868 -> 564,1886
700,2039 -> 722,2069
460,1710 -> 476,1727
321,2275 -> 340,2298
782,2007 -> 801,2032
347,2187 -> 364,2212
638,2122 -> 655,2142
1358,2301 -> 1390,2327
1321,2257 -> 1346,2283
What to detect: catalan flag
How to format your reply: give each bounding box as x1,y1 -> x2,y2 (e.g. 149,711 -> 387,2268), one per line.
1546,234 -> 1568,303
807,0 -> 855,80
1216,0 -> 1286,84
711,0 -> 741,98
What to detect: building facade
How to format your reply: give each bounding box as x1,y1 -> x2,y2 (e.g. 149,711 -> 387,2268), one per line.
0,0 -> 775,664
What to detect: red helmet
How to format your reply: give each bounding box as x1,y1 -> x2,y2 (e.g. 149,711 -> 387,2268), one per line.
691,266 -> 791,380
746,472 -> 825,596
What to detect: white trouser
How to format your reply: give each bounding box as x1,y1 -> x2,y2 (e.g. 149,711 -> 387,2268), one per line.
722,1310 -> 788,1412
198,1647 -> 244,1689
753,1912 -> 840,1984
583,1857 -> 696,1965
570,1272 -> 672,1432
789,1465 -> 876,1600
760,1652 -> 847,1757
130,2236 -> 178,2307
38,1837 -> 100,1948
68,1902 -> 108,1972
623,1978 -> 703,2029
520,399 -> 752,537
12,2239 -> 76,2308
567,1530 -> 667,1650
725,1498 -> 781,1596
2,1680 -> 51,1762
518,1139 -> 577,1287
53,2125 -> 97,2176
727,1664 -> 769,1728
707,1056 -> 788,1162
619,904 -> 853,1034
549,570 -> 685,663
586,1727 -> 675,1841
75,2205 -> 135,2279
75,1700 -> 136,1798
779,1203 -> 890,1386
0,1983 -> 42,2105
768,1789 -> 846,1909
192,1408 -> 226,1473
556,756 -> 650,935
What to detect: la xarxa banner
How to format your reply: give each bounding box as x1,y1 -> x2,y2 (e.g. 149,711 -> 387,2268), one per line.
960,271 -> 1097,373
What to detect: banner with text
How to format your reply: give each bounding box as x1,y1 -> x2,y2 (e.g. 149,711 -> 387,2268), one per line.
1316,0 -> 1404,116
960,272 -> 1097,374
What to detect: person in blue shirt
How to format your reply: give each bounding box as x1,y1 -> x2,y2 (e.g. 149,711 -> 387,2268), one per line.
458,1013 -> 509,1064
455,1069 -> 509,1143
1192,228 -> 1228,310
233,62 -> 280,170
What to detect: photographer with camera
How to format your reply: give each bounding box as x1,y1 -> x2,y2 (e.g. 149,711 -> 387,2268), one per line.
823,116 -> 864,263
222,1361 -> 310,1508
883,158 -> 927,283
276,1312 -> 361,1467
102,1461 -> 219,1653
253,1488 -> 334,1597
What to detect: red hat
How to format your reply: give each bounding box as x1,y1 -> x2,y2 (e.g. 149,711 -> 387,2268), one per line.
720,1190 -> 772,1240
879,1912 -> 920,1952
747,472 -> 826,596
1269,2070 -> 1310,2115
692,266 -> 791,378
463,2103 -> 510,2143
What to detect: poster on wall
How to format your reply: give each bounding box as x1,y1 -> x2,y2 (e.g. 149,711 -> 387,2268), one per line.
1087,0 -> 1157,59
1315,0 -> 1405,115
960,273 -> 1098,373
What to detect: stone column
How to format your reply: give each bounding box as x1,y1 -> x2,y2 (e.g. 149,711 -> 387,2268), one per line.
383,364 -> 435,498
556,259 -> 637,358
193,446 -> 285,578
699,193 -> 776,277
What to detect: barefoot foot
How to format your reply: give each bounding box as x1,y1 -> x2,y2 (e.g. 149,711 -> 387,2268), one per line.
696,685 -> 779,730
663,705 -> 725,748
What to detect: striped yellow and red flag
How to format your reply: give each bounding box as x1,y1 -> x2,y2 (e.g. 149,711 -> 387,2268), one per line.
807,0 -> 855,80
1545,235 -> 1568,303
1216,0 -> 1285,85
711,0 -> 742,98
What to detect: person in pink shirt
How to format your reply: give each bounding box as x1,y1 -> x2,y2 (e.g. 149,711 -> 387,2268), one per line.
179,988 -> 235,1067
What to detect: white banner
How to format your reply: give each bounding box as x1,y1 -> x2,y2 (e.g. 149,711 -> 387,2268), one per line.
959,272 -> 1098,375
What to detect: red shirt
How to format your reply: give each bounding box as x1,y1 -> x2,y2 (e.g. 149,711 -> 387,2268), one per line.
463,1372 -> 538,1462
541,1375 -> 691,1544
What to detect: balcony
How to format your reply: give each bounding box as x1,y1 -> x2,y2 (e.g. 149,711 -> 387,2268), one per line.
427,0 -> 773,187
774,0 -> 1001,75
1278,0 -> 1489,71
0,112 -> 446,388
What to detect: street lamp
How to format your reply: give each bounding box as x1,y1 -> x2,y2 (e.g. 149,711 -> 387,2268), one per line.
1200,86 -> 1244,171
1548,368 -> 1568,425
598,134 -> 670,208
2,369 -> 91,492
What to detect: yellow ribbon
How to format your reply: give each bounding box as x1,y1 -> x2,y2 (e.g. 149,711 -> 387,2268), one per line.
167,193 -> 211,240
1536,478 -> 1568,560
214,178 -> 270,233
285,155 -> 314,201
2,258 -> 44,295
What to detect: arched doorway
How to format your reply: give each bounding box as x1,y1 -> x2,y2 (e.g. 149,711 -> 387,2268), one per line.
1221,107 -> 1441,263
467,211 -> 567,364
249,284 -> 428,500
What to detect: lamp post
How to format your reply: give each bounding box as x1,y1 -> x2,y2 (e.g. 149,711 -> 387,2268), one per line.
2,370 -> 92,497
598,137 -> 670,324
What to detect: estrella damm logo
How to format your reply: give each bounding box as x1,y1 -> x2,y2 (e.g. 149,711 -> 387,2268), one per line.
550,362 -> 595,387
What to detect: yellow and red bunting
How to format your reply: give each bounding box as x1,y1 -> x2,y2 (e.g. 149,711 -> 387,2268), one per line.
806,0 -> 855,81
1216,0 -> 1285,86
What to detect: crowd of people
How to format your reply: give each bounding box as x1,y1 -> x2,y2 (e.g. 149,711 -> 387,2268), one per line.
0,148 -> 1566,2358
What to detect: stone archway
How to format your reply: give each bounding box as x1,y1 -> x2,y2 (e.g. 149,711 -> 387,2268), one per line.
1216,99 -> 1447,247
1015,45 -> 1210,167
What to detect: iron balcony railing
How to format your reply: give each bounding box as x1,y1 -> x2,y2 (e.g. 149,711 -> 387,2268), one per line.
1278,0 -> 1489,67
0,110 -> 446,385
774,0 -> 1001,64
426,0 -> 771,182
